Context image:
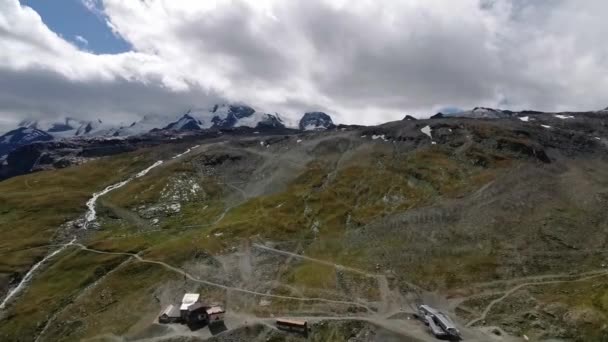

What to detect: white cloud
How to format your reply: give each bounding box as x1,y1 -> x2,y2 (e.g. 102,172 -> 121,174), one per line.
80,0 -> 104,19
1,0 -> 608,128
74,35 -> 88,46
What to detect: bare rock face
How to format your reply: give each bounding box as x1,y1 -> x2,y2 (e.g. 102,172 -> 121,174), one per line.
299,112 -> 335,131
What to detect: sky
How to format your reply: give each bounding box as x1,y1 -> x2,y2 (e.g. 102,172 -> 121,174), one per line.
21,0 -> 131,54
1,0 -> 608,131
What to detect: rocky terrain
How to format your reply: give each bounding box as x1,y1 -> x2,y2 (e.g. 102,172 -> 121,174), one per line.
1,108 -> 608,341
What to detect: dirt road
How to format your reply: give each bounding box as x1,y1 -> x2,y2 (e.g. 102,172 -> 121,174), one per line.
466,270 -> 608,327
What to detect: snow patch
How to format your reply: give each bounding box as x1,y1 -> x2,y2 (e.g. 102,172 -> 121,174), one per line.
304,123 -> 326,131
554,114 -> 574,120
541,125 -> 552,129
420,125 -> 433,139
519,116 -> 529,122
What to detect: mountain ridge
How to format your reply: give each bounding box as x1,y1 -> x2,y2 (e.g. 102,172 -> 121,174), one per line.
0,105 -> 332,159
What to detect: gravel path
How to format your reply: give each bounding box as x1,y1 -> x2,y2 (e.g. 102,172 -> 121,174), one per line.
466,270 -> 608,327
75,244 -> 373,311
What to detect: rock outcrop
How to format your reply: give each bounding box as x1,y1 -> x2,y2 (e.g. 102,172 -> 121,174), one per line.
299,112 -> 335,130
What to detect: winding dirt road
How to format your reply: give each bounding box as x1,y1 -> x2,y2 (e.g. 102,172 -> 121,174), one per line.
74,244 -> 373,311
466,270 -> 608,327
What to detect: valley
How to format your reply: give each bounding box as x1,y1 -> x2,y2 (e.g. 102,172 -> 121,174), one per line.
1,111 -> 608,341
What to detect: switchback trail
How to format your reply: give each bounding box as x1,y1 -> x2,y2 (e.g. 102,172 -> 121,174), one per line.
466,270 -> 608,327
74,244 -> 373,312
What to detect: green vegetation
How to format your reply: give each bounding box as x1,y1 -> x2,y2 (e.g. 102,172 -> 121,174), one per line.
0,248 -> 127,341
0,150 -> 156,275
41,262 -> 177,341
3,125 -> 604,341
285,261 -> 336,290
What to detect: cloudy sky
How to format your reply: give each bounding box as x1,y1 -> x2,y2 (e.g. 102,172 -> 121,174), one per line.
1,0 -> 607,131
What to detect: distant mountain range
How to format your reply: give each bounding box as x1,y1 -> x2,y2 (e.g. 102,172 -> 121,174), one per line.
0,105 -> 336,159
433,106 -> 608,119
4,104 -> 607,162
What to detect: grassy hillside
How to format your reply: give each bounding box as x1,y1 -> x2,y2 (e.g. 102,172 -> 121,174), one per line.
2,118 -> 608,341
0,150 -> 159,278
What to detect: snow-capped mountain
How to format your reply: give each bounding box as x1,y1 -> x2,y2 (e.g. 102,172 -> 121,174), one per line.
160,105 -> 286,132
299,112 -> 335,130
250,113 -> 285,129
209,104 -> 256,128
18,118 -> 118,138
1,104 -> 331,158
163,113 -> 202,131
0,127 -> 54,157
114,114 -> 179,137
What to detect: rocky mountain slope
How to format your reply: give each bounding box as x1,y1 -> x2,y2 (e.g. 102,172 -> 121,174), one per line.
0,127 -> 53,158
299,112 -> 335,130
1,110 -> 608,341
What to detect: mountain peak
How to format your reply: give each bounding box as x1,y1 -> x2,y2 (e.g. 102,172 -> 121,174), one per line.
299,112 -> 335,131
163,113 -> 202,131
